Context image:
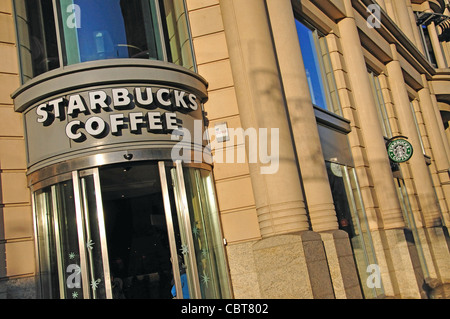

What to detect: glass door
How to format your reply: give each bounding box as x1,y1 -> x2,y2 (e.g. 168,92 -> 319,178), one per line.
99,161 -> 178,299
73,169 -> 112,299
33,161 -> 231,299
98,160 -> 231,299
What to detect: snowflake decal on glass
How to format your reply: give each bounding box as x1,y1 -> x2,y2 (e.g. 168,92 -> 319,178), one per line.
192,224 -> 200,238
180,244 -> 189,256
91,278 -> 101,291
68,252 -> 77,260
201,248 -> 209,259
72,291 -> 79,299
86,240 -> 95,250
201,270 -> 210,288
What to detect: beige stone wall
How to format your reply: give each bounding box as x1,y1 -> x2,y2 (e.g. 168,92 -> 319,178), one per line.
0,0 -> 35,298
186,0 -> 262,245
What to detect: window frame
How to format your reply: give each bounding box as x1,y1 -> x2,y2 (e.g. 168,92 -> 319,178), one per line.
13,0 -> 197,84
367,69 -> 393,139
294,18 -> 343,117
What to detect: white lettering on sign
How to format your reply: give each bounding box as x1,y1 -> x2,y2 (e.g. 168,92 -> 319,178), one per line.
36,87 -> 199,142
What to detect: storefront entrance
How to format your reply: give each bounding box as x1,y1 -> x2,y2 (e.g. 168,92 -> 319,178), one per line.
33,161 -> 231,299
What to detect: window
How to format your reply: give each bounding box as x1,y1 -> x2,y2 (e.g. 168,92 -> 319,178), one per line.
325,161 -> 383,298
368,70 -> 392,138
415,12 -> 449,69
58,0 -> 165,64
410,100 -> 426,155
13,0 -> 60,82
13,0 -> 195,84
418,24 -> 438,68
295,19 -> 342,116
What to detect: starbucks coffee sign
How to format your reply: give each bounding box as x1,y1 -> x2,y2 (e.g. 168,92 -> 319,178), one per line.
35,87 -> 199,142
387,138 -> 413,163
12,60 -> 209,174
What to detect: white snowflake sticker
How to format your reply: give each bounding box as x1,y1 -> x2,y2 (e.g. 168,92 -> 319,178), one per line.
91,278 -> 101,291
86,240 -> 95,250
180,244 -> 189,256
192,224 -> 200,238
201,270 -> 210,288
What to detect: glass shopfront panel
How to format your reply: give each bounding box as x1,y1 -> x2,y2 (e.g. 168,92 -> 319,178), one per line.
325,161 -> 384,298
32,161 -> 231,299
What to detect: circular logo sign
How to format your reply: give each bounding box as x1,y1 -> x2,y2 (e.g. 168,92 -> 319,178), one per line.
387,139 -> 413,163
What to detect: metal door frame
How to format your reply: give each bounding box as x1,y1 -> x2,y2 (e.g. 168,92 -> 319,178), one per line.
159,160 -> 202,299
33,160 -> 207,299
72,168 -> 113,299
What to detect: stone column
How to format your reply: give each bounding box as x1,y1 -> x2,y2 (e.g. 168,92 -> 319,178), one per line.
387,44 -> 442,227
377,0 -> 386,11
427,22 -> 447,68
384,0 -> 398,22
219,0 -> 309,238
265,0 -> 361,299
339,1 -> 405,230
220,0 -> 335,299
386,46 -> 450,290
429,83 -> 450,161
406,0 -> 426,54
418,75 -> 450,216
265,0 -> 338,233
392,0 -> 417,43
338,0 -> 422,298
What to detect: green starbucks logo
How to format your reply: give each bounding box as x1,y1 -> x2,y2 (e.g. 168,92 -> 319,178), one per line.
387,139 -> 413,163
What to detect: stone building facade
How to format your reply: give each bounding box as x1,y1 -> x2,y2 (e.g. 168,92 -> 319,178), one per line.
0,0 -> 449,299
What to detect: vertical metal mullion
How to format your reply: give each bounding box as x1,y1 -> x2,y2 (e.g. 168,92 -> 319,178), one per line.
92,168 -> 113,299
182,0 -> 198,72
72,171 -> 90,299
52,0 -> 65,68
80,178 -> 96,299
51,185 -> 66,299
159,162 -> 183,299
31,192 -> 46,299
342,166 -> 376,298
175,160 -> 201,298
154,0 -> 168,61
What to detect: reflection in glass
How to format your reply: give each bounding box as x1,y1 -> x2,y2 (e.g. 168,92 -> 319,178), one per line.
58,0 -> 164,64
13,0 -> 60,82
161,0 -> 195,70
53,181 -> 85,299
368,71 -> 392,138
395,177 -> 430,279
35,188 -> 60,299
295,20 -> 342,116
14,0 -> 196,83
181,167 -> 232,299
34,180 -> 86,299
326,161 -> 384,298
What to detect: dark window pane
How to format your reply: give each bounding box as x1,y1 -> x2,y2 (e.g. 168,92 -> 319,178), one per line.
14,0 -> 60,83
